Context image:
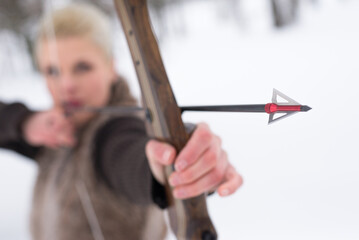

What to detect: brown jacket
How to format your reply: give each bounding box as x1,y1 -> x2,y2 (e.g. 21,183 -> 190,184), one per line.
0,79 -> 167,240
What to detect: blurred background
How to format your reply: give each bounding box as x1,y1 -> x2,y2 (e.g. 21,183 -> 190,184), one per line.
0,0 -> 358,239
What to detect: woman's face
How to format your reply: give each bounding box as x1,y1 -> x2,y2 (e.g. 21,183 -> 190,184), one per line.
37,36 -> 115,126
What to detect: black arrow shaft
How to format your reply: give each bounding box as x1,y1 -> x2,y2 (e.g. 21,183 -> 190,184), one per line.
67,104 -> 311,116
180,104 -> 267,113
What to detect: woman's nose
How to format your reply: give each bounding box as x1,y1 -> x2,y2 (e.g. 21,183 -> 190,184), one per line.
60,75 -> 77,96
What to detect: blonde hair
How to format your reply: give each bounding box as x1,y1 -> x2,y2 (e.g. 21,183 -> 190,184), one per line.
36,3 -> 113,60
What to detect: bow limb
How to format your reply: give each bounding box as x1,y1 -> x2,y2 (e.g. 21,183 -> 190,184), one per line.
113,0 -> 217,239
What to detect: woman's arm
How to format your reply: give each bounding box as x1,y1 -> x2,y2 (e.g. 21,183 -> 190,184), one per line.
93,117 -> 167,208
0,102 -> 41,159
94,116 -> 243,209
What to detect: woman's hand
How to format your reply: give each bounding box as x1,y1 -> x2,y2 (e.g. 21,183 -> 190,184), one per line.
22,109 -> 75,148
146,123 -> 243,199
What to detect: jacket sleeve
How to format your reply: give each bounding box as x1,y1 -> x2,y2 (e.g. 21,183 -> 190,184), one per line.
93,117 -> 168,209
0,101 -> 41,159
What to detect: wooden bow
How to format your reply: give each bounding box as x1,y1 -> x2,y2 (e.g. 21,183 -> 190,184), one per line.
113,0 -> 217,239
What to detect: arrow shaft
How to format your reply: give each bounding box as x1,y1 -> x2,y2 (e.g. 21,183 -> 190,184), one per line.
181,104 -> 309,114
67,104 -> 310,117
181,104 -> 267,113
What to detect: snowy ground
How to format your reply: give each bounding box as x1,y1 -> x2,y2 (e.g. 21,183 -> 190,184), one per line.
1,0 -> 359,239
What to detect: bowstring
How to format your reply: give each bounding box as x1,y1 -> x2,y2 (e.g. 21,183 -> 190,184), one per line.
42,1 -> 105,240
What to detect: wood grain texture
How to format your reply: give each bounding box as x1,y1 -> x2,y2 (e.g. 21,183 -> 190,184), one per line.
113,0 -> 217,239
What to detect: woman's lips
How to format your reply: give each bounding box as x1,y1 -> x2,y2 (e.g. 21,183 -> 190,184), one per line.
66,100 -> 83,108
63,100 -> 84,115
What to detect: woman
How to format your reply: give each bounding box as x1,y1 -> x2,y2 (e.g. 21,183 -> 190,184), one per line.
0,3 -> 242,240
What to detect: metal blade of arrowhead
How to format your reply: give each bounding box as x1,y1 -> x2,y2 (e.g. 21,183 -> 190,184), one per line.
268,112 -> 297,124
272,88 -> 301,105
269,89 -> 304,124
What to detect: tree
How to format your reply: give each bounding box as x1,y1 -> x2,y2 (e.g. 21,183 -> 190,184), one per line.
271,0 -> 299,28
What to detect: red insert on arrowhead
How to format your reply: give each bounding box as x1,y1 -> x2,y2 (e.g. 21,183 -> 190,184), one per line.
265,103 -> 301,113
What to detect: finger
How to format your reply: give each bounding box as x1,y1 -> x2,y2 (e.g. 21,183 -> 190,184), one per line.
145,140 -> 177,166
38,119 -> 69,147
47,111 -> 75,146
52,112 -> 71,132
173,155 -> 228,199
217,166 -> 243,197
44,113 -> 57,128
59,121 -> 76,146
169,146 -> 223,187
57,133 -> 75,147
175,123 -> 219,172
40,134 -> 60,148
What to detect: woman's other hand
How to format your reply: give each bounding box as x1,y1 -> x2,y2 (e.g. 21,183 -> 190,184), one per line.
146,123 -> 243,199
22,109 -> 75,148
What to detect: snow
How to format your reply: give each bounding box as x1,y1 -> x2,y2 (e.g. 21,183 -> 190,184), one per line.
1,0 -> 359,239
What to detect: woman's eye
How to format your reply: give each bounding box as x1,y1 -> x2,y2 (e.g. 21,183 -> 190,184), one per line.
45,66 -> 60,78
74,62 -> 93,74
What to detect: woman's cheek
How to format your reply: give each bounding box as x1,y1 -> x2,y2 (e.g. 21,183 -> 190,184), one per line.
84,75 -> 108,106
47,81 -> 61,106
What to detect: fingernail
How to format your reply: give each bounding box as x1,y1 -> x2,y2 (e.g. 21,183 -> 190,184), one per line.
174,189 -> 186,198
169,175 -> 180,186
175,161 -> 187,171
220,189 -> 230,196
162,149 -> 172,164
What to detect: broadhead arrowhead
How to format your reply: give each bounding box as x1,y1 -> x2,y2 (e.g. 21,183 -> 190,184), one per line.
269,89 -> 311,124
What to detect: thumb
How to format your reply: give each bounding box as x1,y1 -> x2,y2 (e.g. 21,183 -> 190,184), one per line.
145,140 -> 177,166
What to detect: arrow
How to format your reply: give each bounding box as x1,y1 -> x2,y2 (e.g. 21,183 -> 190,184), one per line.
64,89 -> 311,124
180,89 -> 311,124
